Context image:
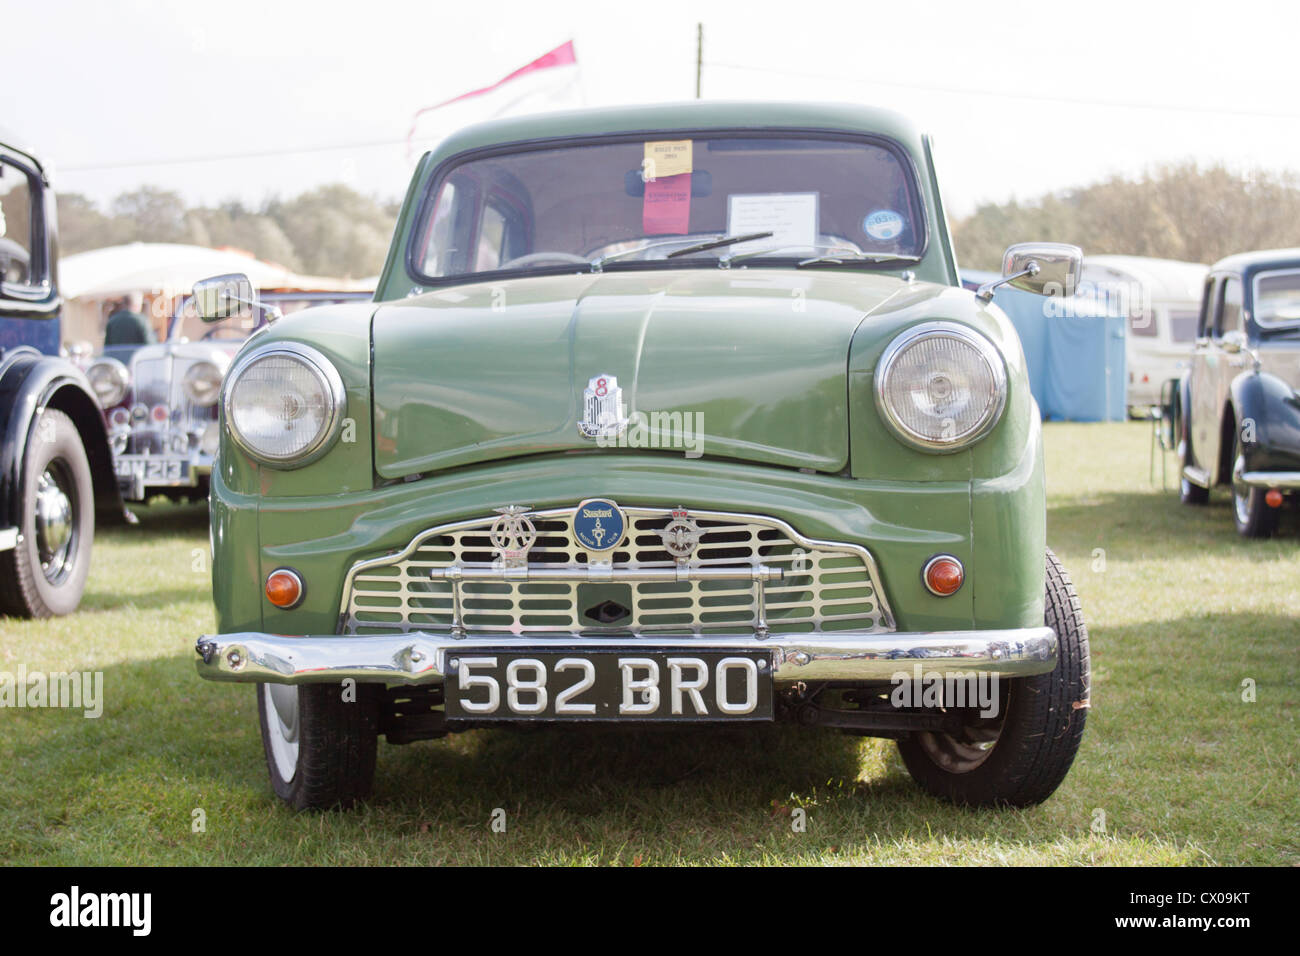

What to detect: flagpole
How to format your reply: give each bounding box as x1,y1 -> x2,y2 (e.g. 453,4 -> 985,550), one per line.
695,23 -> 703,99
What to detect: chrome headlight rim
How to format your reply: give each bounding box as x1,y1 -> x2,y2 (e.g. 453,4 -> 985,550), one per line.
182,359 -> 225,407
222,342 -> 345,469
874,321 -> 1008,453
86,357 -> 130,409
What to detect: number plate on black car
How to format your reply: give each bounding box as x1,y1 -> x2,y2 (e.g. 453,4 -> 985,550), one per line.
444,649 -> 774,721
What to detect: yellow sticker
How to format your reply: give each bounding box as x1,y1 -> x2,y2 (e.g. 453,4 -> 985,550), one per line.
643,140 -> 693,180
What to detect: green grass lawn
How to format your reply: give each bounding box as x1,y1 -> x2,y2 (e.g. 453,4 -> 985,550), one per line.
1,422 -> 1296,866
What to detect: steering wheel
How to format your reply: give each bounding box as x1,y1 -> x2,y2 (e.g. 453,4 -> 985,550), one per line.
500,251 -> 589,269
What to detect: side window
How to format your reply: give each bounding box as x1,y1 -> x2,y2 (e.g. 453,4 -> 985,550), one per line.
1129,310 -> 1158,338
1217,277 -> 1243,337
474,204 -> 507,272
0,158 -> 40,289
1197,277 -> 1215,339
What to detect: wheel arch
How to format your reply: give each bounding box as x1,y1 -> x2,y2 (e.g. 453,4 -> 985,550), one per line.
1229,369 -> 1300,475
0,350 -> 124,531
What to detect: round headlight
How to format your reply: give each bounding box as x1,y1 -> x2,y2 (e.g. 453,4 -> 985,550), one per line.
86,358 -> 130,408
874,323 -> 1007,452
223,344 -> 344,467
182,360 -> 224,406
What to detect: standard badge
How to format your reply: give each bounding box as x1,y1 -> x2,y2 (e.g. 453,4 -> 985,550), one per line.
573,497 -> 626,553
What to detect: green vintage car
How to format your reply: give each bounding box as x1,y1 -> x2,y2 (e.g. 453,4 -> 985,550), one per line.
193,102 -> 1090,810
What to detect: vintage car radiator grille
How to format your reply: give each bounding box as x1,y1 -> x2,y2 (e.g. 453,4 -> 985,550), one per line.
341,508 -> 894,637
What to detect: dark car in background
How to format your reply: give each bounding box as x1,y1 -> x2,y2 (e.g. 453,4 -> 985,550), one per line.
1177,248 -> 1300,536
0,129 -> 122,617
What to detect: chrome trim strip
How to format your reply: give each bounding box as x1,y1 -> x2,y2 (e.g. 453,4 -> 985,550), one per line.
196,626 -> 1058,685
1182,464 -> 1211,489
1237,471 -> 1300,489
338,506 -> 897,633
431,564 -> 784,583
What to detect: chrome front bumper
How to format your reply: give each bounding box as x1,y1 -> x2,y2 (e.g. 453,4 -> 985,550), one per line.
195,627 -> 1058,685
1236,470 -> 1300,489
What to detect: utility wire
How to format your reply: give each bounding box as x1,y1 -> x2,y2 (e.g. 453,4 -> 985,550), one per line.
59,60 -> 1300,174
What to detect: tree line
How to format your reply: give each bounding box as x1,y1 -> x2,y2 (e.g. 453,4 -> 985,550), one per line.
57,185 -> 401,279
954,161 -> 1300,271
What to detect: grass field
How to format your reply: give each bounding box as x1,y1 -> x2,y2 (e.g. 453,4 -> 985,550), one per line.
1,422 -> 1296,866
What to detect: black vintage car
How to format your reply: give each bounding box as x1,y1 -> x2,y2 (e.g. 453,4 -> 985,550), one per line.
0,129 -> 123,616
1177,248 -> 1300,536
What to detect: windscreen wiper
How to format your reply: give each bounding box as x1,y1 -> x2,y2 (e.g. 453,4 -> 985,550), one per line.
796,251 -> 922,268
664,231 -> 774,258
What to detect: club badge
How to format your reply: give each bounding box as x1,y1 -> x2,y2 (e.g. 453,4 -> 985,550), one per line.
660,507 -> 701,562
573,497 -> 626,553
489,505 -> 537,569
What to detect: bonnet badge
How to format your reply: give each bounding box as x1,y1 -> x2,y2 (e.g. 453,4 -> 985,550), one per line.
578,374 -> 628,439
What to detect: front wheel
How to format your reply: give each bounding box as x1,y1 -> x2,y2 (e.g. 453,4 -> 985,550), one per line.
0,409 -> 95,617
1231,436 -> 1279,538
257,682 -> 380,810
897,548 -> 1090,807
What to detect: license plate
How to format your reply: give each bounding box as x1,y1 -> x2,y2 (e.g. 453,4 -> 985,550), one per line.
444,649 -> 774,722
114,456 -> 188,482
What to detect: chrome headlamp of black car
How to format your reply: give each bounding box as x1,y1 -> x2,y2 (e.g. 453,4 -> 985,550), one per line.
182,360 -> 223,406
223,342 -> 345,467
874,322 -> 1008,452
85,357 -> 130,409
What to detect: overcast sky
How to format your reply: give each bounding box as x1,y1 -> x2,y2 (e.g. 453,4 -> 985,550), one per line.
7,0 -> 1300,218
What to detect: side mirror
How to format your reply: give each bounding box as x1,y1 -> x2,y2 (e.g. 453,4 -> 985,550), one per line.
976,242 -> 1083,303
193,273 -> 255,323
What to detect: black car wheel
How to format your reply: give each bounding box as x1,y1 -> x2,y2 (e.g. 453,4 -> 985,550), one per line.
897,548 -> 1090,807
1231,435 -> 1279,538
257,682 -> 381,810
0,409 -> 95,618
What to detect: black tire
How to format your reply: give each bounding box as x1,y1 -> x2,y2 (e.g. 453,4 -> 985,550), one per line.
257,682 -> 380,811
0,408 -> 95,618
1231,434 -> 1279,538
898,548 -> 1090,807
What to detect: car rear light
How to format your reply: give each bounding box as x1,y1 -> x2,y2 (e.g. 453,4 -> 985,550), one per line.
265,568 -> 304,609
922,554 -> 964,596
1266,489 -> 1283,508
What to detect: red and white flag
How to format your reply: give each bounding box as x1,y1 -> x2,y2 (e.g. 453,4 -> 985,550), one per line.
406,41 -> 583,158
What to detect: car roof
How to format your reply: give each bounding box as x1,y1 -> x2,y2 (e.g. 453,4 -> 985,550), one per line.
1209,248 -> 1300,276
426,100 -> 927,159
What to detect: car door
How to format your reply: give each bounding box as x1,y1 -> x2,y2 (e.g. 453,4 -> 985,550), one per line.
1189,275 -> 1219,476
1200,274 -> 1246,481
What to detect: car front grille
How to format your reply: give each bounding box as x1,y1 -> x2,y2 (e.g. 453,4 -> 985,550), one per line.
341,507 -> 894,637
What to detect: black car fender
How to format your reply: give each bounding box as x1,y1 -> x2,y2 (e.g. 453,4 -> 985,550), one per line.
0,347 -> 124,531
1229,369 -> 1300,474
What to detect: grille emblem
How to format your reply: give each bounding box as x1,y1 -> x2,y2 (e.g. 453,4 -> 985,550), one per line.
573,498 -> 626,553
489,505 -> 536,569
660,507 -> 702,563
578,374 -> 628,438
